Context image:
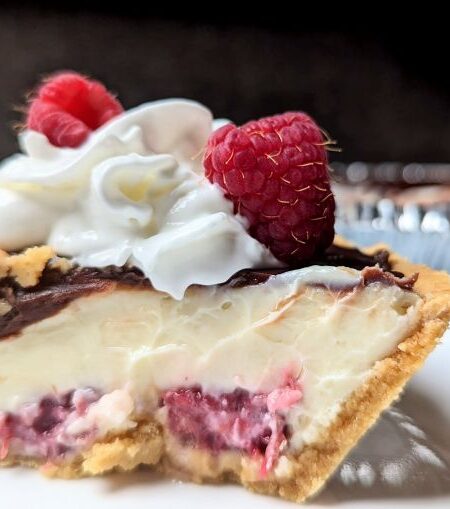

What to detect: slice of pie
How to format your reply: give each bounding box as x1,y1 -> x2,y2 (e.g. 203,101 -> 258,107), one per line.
0,72 -> 449,504
1,242 -> 449,502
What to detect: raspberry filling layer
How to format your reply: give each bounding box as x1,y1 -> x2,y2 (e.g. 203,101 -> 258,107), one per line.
162,380 -> 302,474
0,378 -> 302,475
0,388 -> 101,460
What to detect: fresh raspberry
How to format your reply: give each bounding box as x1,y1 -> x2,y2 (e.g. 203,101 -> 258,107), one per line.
26,71 -> 124,148
204,112 -> 335,264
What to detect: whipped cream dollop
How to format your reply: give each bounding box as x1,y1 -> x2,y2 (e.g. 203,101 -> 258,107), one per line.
0,100 -> 278,298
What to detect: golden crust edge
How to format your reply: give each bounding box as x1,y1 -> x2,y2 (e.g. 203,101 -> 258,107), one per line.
1,243 -> 450,504
246,241 -> 450,502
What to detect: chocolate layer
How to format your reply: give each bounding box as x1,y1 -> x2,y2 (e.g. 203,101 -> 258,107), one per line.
227,245 -> 393,288
0,266 -> 152,339
0,245 -> 412,340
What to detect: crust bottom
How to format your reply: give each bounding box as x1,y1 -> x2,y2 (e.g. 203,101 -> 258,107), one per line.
0,421 -> 164,478
1,247 -> 450,503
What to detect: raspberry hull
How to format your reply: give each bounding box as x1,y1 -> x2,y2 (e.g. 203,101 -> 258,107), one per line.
204,113 -> 335,264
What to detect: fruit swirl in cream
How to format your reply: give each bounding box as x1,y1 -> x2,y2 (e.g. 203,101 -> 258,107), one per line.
0,100 -> 278,299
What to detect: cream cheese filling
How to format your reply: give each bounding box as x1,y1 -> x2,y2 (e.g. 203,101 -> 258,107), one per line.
0,266 -> 421,450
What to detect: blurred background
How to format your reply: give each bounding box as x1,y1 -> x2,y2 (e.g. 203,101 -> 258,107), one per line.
1,6 -> 449,162
0,6 -> 449,263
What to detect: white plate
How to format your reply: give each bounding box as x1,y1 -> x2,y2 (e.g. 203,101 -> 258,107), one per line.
2,329 -> 449,509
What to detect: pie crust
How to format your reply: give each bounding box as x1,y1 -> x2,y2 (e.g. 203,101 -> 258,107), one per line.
1,243 -> 449,503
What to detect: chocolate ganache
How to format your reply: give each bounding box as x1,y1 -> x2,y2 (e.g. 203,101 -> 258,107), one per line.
0,245 -> 415,339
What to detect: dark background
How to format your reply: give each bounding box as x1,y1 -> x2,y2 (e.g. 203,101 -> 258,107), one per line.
1,6 -> 449,162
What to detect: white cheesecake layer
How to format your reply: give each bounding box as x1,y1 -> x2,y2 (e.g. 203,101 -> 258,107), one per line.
0,266 -> 421,449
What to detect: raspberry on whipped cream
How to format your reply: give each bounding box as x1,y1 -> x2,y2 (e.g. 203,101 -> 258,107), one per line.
0,98 -> 279,299
204,113 -> 335,264
2,73 -> 336,296
27,72 -> 124,148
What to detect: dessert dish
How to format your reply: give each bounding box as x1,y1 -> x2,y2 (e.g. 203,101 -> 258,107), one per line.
0,72 -> 449,503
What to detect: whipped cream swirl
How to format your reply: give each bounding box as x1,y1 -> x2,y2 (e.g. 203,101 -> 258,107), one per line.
0,100 -> 278,298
